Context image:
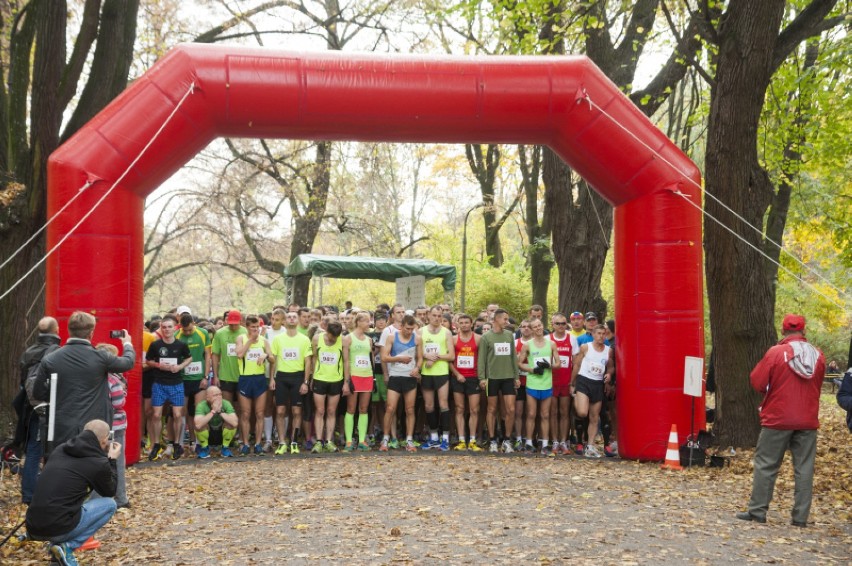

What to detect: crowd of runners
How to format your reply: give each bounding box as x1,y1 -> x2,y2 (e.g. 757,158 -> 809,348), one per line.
141,302 -> 618,461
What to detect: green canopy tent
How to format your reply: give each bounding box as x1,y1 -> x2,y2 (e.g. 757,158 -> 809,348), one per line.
283,254 -> 457,306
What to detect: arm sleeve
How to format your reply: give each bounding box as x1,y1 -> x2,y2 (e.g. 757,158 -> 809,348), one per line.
33,360 -> 50,403
90,458 -> 118,498
106,344 -> 136,373
749,348 -> 774,393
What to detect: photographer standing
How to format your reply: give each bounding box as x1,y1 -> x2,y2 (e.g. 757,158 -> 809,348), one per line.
25,420 -> 122,566
34,311 -> 135,449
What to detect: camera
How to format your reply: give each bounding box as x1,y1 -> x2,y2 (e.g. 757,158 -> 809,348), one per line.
110,330 -> 124,339
108,430 -> 114,442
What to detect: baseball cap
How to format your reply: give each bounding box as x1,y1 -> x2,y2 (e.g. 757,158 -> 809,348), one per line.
782,314 -> 805,332
569,311 -> 583,319
176,305 -> 192,316
585,311 -> 598,321
226,310 -> 242,325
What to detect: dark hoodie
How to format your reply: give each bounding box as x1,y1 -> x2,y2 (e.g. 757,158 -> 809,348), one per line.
25,430 -> 116,538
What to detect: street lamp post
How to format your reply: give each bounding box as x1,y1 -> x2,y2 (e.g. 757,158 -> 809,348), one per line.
461,202 -> 486,313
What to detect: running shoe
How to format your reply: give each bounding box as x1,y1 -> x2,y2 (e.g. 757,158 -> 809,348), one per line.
324,441 -> 338,453
405,440 -> 417,452
454,441 -> 468,451
502,440 -> 514,453
240,444 -> 250,456
275,444 -> 287,455
172,444 -> 184,460
411,439 -> 422,448
559,441 -> 571,455
584,444 -> 602,458
263,441 -> 274,453
254,443 -> 264,455
551,443 -> 559,456
540,444 -> 550,456
304,439 -> 314,451
192,442 -> 200,455
366,434 -> 376,447
357,442 -> 371,452
221,447 -> 234,458
469,441 -> 483,452
311,442 -> 323,454
379,439 -> 389,452
290,442 -> 300,455
148,443 -> 163,461
438,439 -> 450,452
574,443 -> 585,456
197,446 -> 211,459
524,443 -> 535,454
50,543 -> 76,566
421,438 -> 439,450
343,442 -> 354,453
162,444 -> 174,459
489,441 -> 499,453
605,441 -> 618,458
388,438 -> 399,450
513,438 -> 524,452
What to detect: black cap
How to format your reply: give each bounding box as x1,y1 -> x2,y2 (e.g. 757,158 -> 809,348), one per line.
585,311 -> 598,321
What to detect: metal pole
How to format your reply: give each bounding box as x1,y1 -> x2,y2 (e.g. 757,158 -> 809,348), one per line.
461,203 -> 485,313
47,372 -> 58,455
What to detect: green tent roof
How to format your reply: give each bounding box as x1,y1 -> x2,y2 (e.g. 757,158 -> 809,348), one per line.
284,254 -> 457,291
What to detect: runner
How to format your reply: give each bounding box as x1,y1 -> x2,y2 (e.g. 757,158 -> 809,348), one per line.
419,305 -> 455,451
194,386 -> 238,458
380,315 -> 422,452
378,304 -> 405,449
568,311 -> 585,339
549,312 -> 579,455
235,315 -> 272,455
450,314 -> 482,451
571,324 -> 613,458
513,319 -> 533,450
368,313 -> 389,444
518,319 -> 561,454
262,308 -> 287,452
478,309 -> 520,453
311,322 -> 345,453
176,312 -> 211,454
342,312 -> 374,452
211,310 -> 247,405
270,311 -> 313,455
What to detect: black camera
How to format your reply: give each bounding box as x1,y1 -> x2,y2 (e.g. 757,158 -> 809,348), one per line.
110,330 -> 124,339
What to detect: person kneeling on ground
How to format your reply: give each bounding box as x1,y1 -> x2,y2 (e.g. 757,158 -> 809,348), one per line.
194,386 -> 238,458
25,419 -> 121,566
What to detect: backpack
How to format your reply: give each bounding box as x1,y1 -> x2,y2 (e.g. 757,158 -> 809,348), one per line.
24,362 -> 45,407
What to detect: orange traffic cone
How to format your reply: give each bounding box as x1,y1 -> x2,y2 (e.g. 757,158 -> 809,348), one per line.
661,424 -> 682,470
78,536 -> 101,551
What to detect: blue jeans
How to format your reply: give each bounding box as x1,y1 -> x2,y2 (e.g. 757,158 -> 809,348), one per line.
50,497 -> 117,550
21,412 -> 42,503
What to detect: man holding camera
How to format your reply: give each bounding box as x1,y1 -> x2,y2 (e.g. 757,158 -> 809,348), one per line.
34,312 -> 135,450
26,419 -> 122,566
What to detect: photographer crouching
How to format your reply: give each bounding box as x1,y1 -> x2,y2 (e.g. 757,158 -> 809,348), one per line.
25,420 -> 121,566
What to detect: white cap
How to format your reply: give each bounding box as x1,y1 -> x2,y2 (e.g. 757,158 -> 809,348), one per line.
176,305 -> 192,315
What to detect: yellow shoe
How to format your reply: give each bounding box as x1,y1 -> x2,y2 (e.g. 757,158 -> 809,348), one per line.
454,441 -> 468,451
468,440 -> 483,452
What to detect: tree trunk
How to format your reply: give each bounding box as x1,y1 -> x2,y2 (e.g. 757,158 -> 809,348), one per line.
704,1 -> 787,447
520,144 -> 552,317
465,144 -> 504,267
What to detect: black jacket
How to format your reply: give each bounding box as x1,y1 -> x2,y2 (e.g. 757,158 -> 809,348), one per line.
25,430 -> 116,538
838,370 -> 852,432
12,334 -> 61,446
34,338 -> 135,446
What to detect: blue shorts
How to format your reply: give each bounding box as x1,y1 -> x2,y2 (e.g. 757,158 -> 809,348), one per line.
151,382 -> 185,407
239,374 -> 268,399
527,387 -> 553,401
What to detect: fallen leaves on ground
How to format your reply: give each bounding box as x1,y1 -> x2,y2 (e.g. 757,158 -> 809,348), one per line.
1,398 -> 849,564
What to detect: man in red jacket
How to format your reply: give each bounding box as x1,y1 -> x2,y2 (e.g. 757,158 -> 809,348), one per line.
736,314 -> 825,528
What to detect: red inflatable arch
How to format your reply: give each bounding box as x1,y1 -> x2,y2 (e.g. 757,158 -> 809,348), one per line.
46,45 -> 704,464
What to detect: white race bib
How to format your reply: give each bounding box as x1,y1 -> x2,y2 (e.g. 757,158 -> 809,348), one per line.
355,355 -> 371,369
246,349 -> 264,363
560,355 -> 570,368
456,355 -> 474,369
186,361 -> 203,375
227,343 -> 237,357
282,348 -> 299,361
494,343 -> 511,356
160,357 -> 177,366
320,351 -> 339,365
425,343 -> 440,355
588,361 -> 605,376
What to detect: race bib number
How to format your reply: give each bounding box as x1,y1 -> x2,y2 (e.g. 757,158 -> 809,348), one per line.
246,349 -> 263,363
160,357 -> 177,366
560,355 -> 570,368
588,361 -> 605,376
424,343 -> 440,355
354,355 -> 371,369
320,351 -> 339,365
456,355 -> 474,369
282,348 -> 299,361
186,361 -> 203,375
227,343 -> 237,357
494,343 -> 511,356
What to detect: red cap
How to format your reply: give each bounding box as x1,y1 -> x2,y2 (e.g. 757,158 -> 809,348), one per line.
226,310 -> 242,325
782,314 -> 805,332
